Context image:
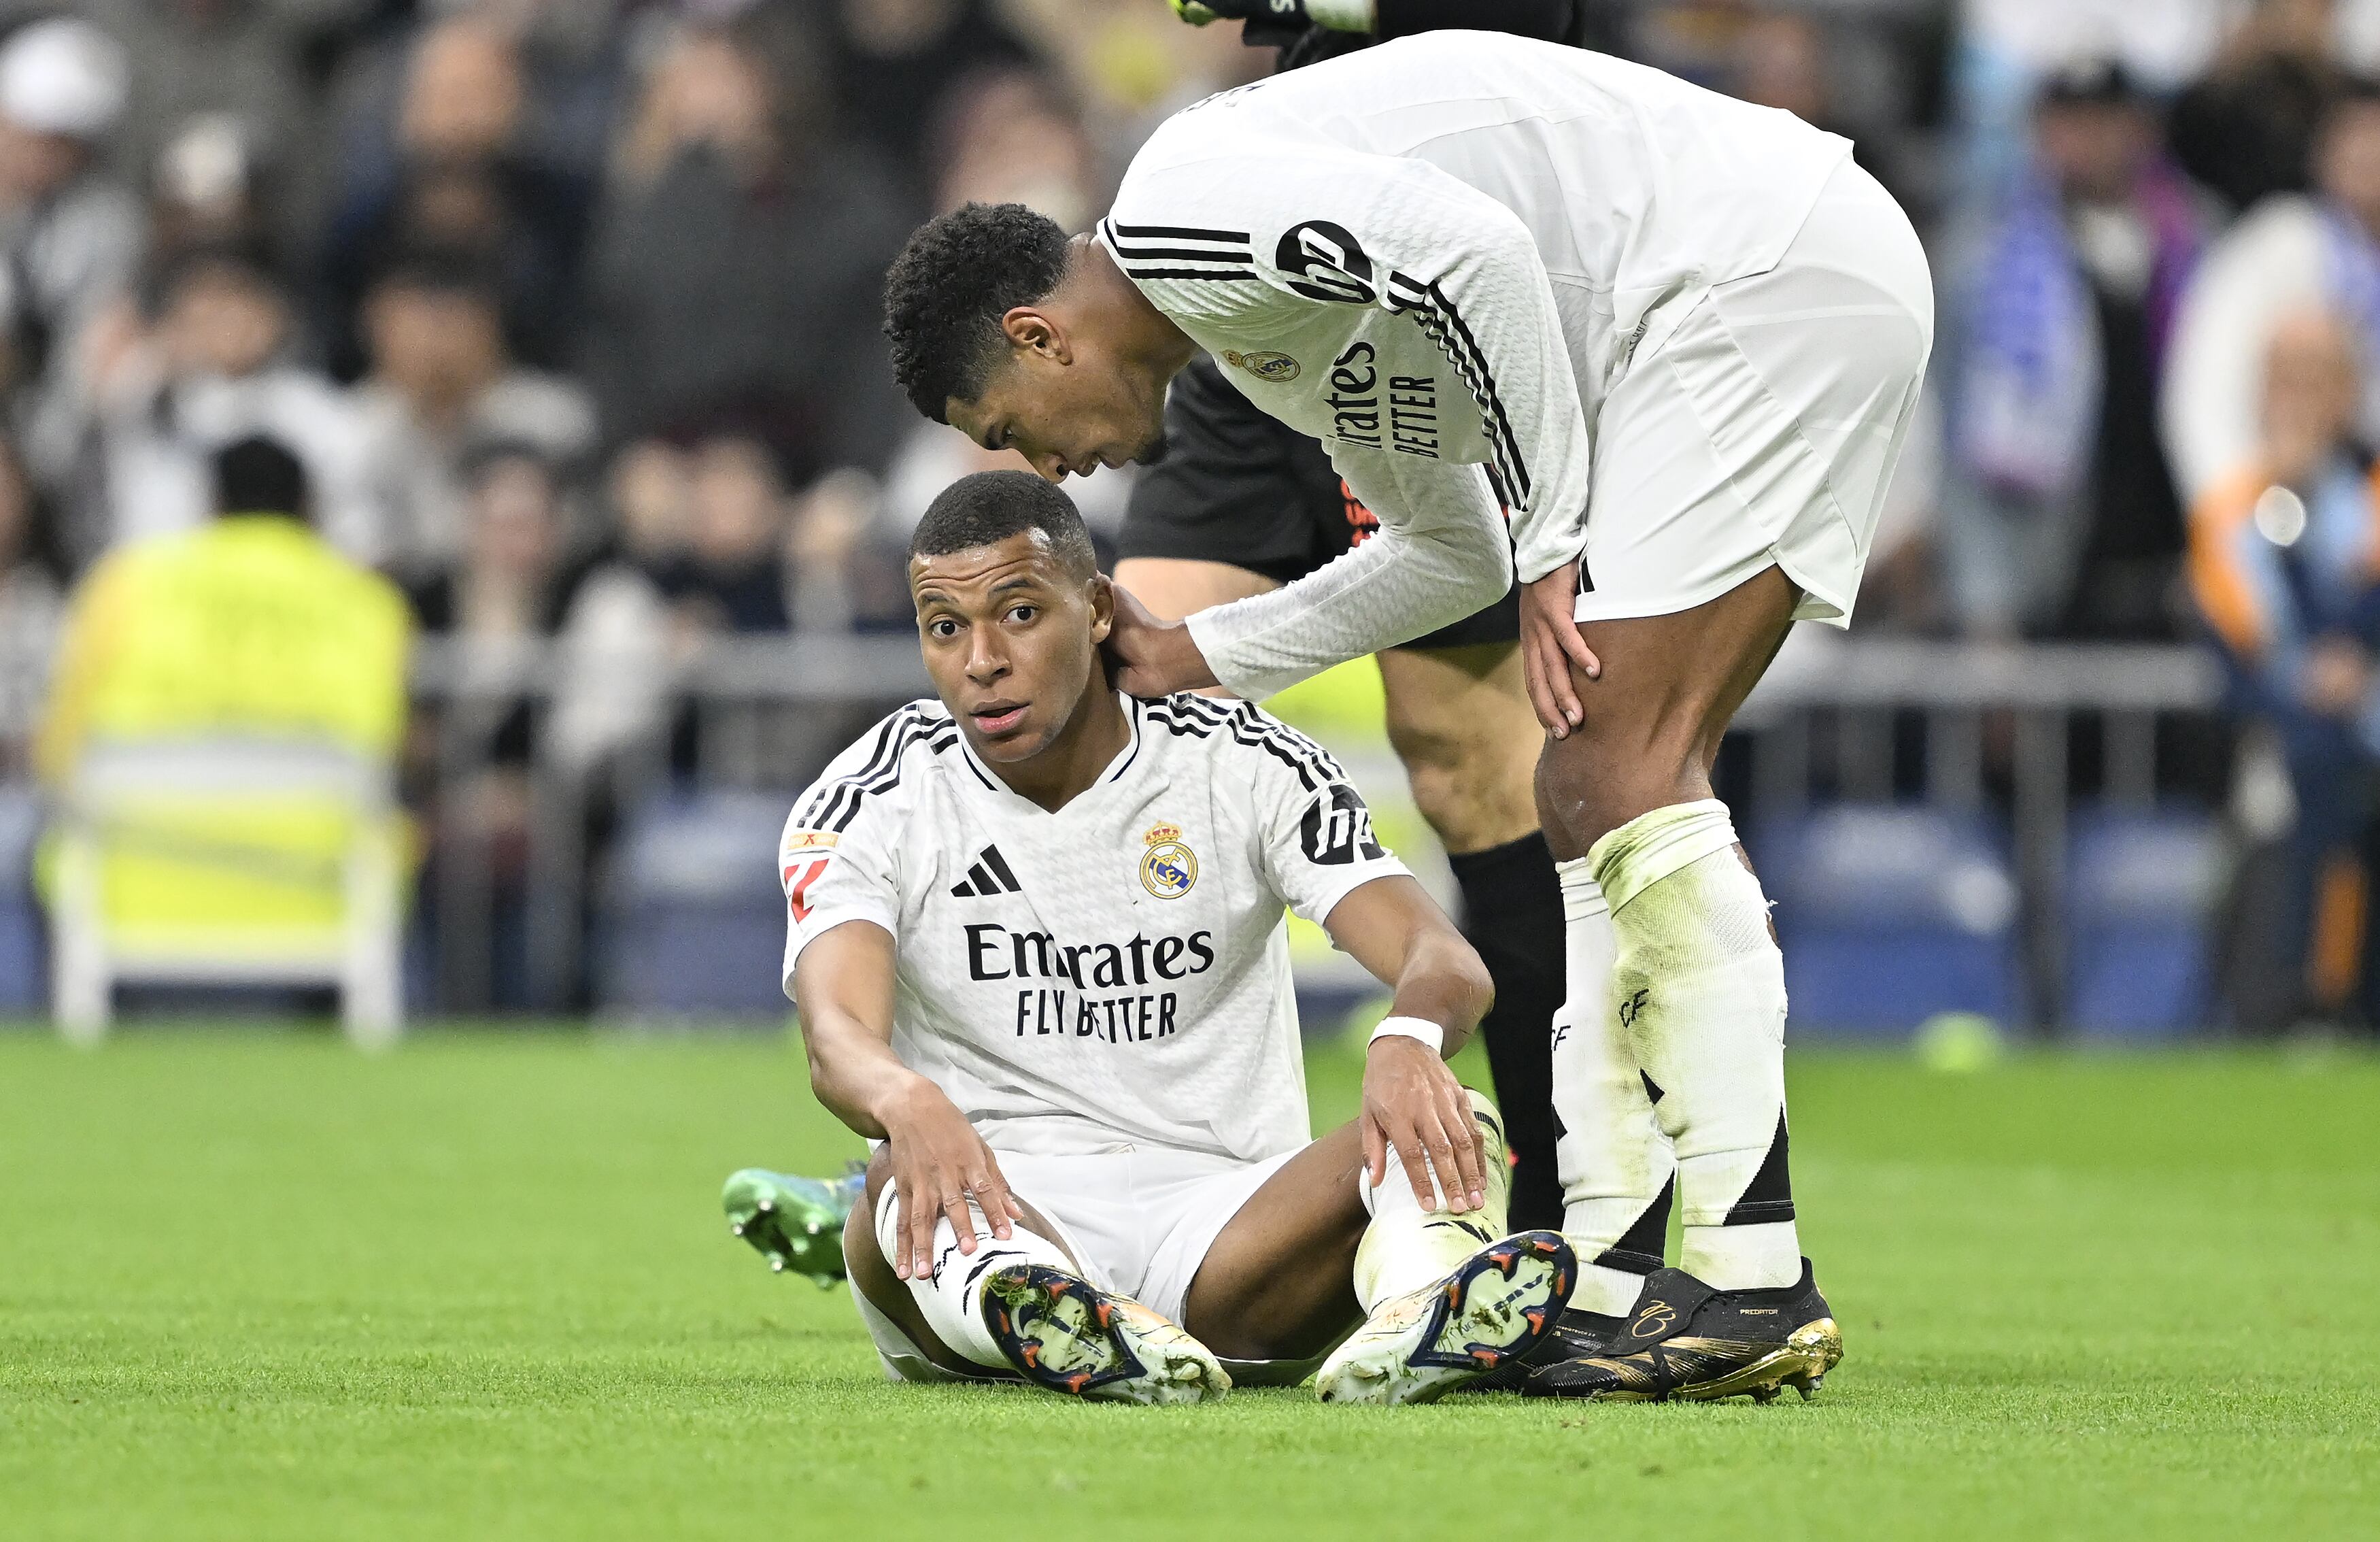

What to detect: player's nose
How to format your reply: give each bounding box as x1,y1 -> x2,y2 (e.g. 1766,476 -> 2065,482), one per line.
965,634 -> 1008,680
1025,449 -> 1068,483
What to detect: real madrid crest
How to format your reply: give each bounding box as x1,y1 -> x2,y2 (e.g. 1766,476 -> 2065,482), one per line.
1221,349 -> 1301,383
1140,821 -> 1197,899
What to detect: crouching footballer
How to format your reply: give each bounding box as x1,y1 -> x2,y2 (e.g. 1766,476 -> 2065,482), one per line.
734,470 -> 1573,1404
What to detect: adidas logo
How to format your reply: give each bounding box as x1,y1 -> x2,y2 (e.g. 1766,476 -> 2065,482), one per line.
949,845 -> 1023,899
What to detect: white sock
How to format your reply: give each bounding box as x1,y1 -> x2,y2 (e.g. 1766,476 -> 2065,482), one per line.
872,1181 -> 1076,1369
1553,858 -> 1678,1316
1352,1090 -> 1510,1311
1590,801 -> 1801,1291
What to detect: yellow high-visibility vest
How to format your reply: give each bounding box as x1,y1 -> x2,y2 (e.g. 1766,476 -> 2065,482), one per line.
39,515 -> 409,772
36,516 -> 411,937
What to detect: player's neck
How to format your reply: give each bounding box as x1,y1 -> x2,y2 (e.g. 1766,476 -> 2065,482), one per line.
989,679 -> 1132,814
1073,236 -> 1200,384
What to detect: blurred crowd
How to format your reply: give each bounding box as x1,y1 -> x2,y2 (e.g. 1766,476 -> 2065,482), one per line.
17,0 -> 2380,1019
0,0 -> 1269,784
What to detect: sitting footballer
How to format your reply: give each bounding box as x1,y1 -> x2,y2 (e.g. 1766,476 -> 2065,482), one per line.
736,469 -> 1574,1404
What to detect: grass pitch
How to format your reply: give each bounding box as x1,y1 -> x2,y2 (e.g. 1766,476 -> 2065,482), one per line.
3,1029 -> 2375,1541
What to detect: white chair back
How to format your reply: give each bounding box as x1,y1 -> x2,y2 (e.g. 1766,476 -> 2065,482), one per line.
51,737 -> 403,1047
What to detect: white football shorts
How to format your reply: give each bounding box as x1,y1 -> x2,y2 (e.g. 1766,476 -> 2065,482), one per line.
854,1143 -> 1298,1384
1567,155 -> 1935,629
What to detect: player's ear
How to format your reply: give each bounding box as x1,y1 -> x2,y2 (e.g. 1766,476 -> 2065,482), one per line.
1000,306 -> 1070,365
1088,573 -> 1115,645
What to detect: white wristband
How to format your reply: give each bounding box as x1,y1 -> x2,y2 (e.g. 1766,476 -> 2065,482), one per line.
1368,1015 -> 1445,1054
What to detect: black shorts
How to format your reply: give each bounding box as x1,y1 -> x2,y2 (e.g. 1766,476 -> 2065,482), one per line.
1116,354 -> 1520,652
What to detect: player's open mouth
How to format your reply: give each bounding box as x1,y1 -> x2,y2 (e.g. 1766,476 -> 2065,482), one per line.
971,702 -> 1028,735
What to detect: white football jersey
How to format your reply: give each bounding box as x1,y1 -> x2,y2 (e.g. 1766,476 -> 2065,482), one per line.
1097,32 -> 1853,696
777,692 -> 1408,1162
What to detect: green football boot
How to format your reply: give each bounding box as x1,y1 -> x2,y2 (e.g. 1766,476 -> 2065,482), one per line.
722,1167 -> 867,1286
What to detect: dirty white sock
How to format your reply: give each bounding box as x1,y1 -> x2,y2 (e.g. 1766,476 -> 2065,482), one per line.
1590,801 -> 1801,1290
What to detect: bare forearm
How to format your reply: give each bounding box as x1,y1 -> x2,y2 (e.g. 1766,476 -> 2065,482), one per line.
1325,876 -> 1494,1058
802,1020 -> 928,1141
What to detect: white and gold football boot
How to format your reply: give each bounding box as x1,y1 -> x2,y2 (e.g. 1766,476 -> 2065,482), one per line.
1314,1230 -> 1576,1405
979,1264 -> 1231,1405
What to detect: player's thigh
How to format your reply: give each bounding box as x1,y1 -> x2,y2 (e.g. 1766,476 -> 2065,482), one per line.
1535,567 -> 1801,862
1177,1122 -> 1371,1361
1111,556 -> 1280,624
1377,641 -> 1542,854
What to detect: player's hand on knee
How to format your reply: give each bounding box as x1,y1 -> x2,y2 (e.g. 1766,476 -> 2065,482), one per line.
880,1078 -> 1023,1280
1106,582 -> 1220,697
1520,564 -> 1600,737
1361,1037 -> 1489,1213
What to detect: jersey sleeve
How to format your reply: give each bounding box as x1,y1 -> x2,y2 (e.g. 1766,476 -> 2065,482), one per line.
1108,137 -> 1591,579
1105,141 -> 1584,695
776,713 -> 934,994
1185,441 -> 1510,700
1228,702 -> 1410,926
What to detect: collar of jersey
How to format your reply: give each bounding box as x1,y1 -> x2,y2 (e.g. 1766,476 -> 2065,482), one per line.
953,692 -> 1145,815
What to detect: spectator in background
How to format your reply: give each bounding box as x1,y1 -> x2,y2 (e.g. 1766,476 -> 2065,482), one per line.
97,0 -> 326,265
600,435 -> 690,590
1727,7 -> 1924,224
0,434 -> 58,772
539,437 -> 687,784
401,439 -> 580,648
2188,309 -> 2380,1026
147,111 -> 288,274
78,247 -> 370,558
0,20 -> 143,492
462,0 -> 630,182
2166,80 -> 2380,507
1942,59 -> 2209,639
352,252 -> 592,575
401,439 -> 583,1009
927,67 -> 1100,231
821,0 -> 1033,187
2169,0 -> 2345,215
320,13 -> 593,376
35,433 -> 408,782
582,22 -> 911,482
668,434 -> 792,636
998,0 -> 1263,169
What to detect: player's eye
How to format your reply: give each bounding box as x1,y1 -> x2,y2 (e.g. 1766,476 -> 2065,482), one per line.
928,618 -> 959,638
1006,604 -> 1037,624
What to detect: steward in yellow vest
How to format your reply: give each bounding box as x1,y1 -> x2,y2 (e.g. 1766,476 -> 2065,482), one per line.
36,435 -> 410,936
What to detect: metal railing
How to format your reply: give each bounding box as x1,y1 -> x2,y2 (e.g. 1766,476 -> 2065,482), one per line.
5,633 -> 2237,1025
1741,635 -> 2228,1026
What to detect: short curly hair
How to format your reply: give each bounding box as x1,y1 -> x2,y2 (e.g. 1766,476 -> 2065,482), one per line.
911,470 -> 1097,581
882,202 -> 1071,423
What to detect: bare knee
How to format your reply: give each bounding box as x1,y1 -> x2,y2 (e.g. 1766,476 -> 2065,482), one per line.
862,1144 -> 894,1214
1389,718 -> 1537,853
1380,646 -> 1541,854
1535,720 -> 1710,862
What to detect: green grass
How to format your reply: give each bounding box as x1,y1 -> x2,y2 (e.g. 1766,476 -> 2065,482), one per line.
3,1030 -> 2376,1541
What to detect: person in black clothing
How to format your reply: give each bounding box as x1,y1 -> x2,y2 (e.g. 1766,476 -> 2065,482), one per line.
1942,59 -> 2211,641
2169,0 -> 2345,216
1123,0 -> 1586,1235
